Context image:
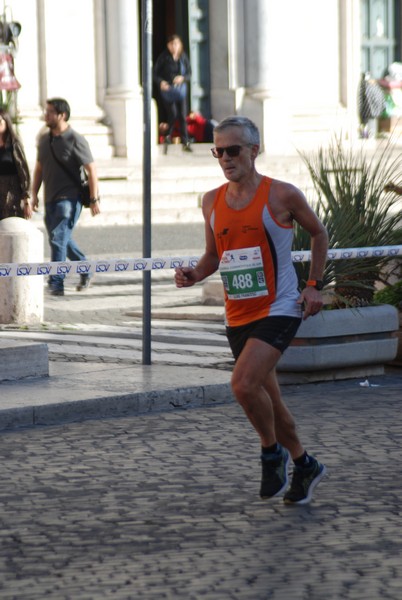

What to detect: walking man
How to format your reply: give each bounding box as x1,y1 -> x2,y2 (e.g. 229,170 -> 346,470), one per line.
175,116 -> 328,504
32,97 -> 100,296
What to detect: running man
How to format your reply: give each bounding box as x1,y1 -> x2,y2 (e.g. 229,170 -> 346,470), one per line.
175,116 -> 328,504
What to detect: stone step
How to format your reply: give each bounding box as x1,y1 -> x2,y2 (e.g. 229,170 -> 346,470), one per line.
32,135 -> 402,228
0,340 -> 49,381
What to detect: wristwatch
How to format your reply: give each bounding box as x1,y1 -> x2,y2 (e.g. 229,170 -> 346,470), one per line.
306,279 -> 324,291
89,197 -> 99,205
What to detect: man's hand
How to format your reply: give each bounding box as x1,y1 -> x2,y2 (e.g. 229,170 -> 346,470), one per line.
31,194 -> 40,212
90,200 -> 101,217
297,286 -> 324,320
175,267 -> 196,288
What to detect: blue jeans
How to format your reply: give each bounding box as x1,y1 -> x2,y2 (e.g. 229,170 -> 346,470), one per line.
45,198 -> 87,289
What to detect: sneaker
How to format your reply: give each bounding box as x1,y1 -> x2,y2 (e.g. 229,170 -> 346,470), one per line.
49,287 -> 64,296
260,445 -> 290,499
76,274 -> 91,292
283,457 -> 327,505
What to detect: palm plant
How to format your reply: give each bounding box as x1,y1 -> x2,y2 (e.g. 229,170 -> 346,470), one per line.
294,136 -> 402,307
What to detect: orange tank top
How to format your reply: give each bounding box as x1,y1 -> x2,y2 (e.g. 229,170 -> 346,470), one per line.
209,176 -> 301,326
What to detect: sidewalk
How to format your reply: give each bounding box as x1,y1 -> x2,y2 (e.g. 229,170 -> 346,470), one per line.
0,268 -> 234,430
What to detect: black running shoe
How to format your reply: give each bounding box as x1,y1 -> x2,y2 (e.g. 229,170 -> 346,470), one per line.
260,445 -> 290,499
283,457 -> 327,505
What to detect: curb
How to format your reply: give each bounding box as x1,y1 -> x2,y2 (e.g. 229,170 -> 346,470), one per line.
0,380 -> 233,431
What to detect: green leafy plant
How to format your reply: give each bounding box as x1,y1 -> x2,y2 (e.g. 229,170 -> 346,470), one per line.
373,280 -> 402,309
294,137 -> 402,307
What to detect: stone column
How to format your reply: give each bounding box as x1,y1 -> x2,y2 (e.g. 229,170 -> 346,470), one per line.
103,0 -> 156,159
209,0 -> 290,151
0,218 -> 44,324
209,0 -> 241,120
37,0 -> 102,119
240,0 -> 292,154
339,0 -> 362,142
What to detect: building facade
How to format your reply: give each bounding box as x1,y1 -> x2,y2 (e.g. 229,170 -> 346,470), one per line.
5,0 -> 401,160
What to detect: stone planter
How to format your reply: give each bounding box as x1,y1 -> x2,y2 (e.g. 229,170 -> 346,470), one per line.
390,310 -> 402,366
277,304 -> 399,383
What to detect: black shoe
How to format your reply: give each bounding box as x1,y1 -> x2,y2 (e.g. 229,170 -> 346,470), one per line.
76,275 -> 91,292
283,457 -> 327,505
50,287 -> 64,296
260,445 -> 290,499
182,142 -> 193,152
163,135 -> 172,155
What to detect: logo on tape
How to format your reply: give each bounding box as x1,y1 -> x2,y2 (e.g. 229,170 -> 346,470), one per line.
152,259 -> 166,269
0,265 -> 11,276
96,262 -> 110,273
37,264 -> 51,275
76,262 -> 91,274
17,264 -> 31,276
57,263 -> 72,275
115,262 -> 128,272
134,260 -> 147,270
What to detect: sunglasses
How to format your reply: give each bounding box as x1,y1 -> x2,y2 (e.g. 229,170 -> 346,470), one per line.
210,144 -> 251,158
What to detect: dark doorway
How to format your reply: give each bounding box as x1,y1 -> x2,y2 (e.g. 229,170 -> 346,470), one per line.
151,0 -> 190,126
139,0 -> 211,129
152,0 -> 189,60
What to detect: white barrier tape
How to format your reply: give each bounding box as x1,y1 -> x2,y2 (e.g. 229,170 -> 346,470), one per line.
0,256 -> 201,278
291,245 -> 402,263
0,246 -> 400,278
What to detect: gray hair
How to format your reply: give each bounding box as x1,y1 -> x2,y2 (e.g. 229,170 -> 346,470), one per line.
214,116 -> 260,145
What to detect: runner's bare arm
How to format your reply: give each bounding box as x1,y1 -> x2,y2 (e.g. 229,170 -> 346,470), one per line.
175,189 -> 220,288
278,182 -> 328,319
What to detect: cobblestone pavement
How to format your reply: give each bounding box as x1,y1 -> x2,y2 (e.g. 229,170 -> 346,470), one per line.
1,371 -> 402,600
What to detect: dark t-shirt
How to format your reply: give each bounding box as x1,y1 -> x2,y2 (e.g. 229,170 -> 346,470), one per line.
37,127 -> 93,204
0,146 -> 17,175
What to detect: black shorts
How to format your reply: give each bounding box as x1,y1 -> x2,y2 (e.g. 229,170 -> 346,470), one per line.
226,316 -> 302,361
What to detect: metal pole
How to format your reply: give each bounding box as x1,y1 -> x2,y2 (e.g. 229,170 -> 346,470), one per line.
142,0 -> 152,364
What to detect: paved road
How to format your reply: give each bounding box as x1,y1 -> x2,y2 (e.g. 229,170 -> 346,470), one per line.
1,371 -> 402,599
33,220 -> 206,260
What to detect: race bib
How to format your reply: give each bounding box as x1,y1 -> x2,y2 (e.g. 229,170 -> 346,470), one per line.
219,246 -> 268,300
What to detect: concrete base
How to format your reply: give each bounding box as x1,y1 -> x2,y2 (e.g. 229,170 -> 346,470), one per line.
278,365 -> 384,385
0,340 -> 49,382
200,281 -> 399,381
0,218 -> 44,324
279,305 -> 399,378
